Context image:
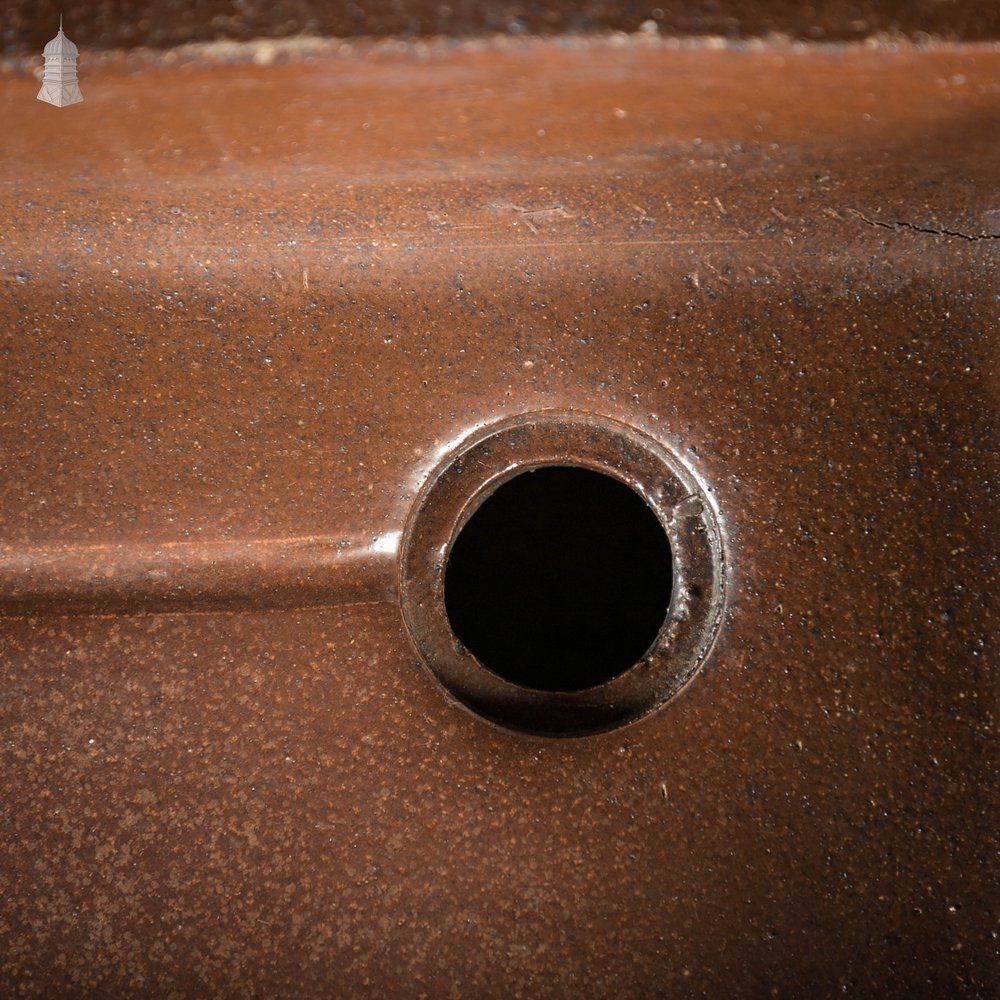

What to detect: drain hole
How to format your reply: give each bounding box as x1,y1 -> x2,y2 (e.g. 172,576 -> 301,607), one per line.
444,466 -> 672,692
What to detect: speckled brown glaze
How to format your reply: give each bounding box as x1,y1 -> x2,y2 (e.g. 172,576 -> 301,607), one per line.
3,0 -> 1000,55
0,37 -> 997,998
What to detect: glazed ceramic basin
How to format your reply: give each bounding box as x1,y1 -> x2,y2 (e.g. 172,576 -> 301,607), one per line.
1,38 -> 997,997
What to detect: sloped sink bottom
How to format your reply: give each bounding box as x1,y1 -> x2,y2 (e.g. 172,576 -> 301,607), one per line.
1,38 -> 996,997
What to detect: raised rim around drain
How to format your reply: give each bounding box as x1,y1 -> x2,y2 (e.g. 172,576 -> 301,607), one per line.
399,412 -> 725,736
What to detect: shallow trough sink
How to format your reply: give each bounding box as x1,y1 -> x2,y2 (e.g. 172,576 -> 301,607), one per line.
1,35 -> 997,997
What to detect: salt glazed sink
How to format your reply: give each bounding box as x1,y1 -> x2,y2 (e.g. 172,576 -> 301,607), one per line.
1,31 -> 997,998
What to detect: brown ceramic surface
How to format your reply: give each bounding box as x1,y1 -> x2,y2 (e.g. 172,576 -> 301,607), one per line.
4,0 -> 1000,55
1,38 -> 997,997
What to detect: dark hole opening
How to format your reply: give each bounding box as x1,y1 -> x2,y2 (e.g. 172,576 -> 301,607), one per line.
444,466 -> 673,692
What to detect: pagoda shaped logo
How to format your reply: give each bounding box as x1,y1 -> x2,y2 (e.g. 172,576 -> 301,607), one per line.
37,18 -> 83,108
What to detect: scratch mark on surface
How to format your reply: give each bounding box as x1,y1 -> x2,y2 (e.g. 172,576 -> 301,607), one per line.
299,237 -> 755,254
490,200 -> 574,234
632,204 -> 656,225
